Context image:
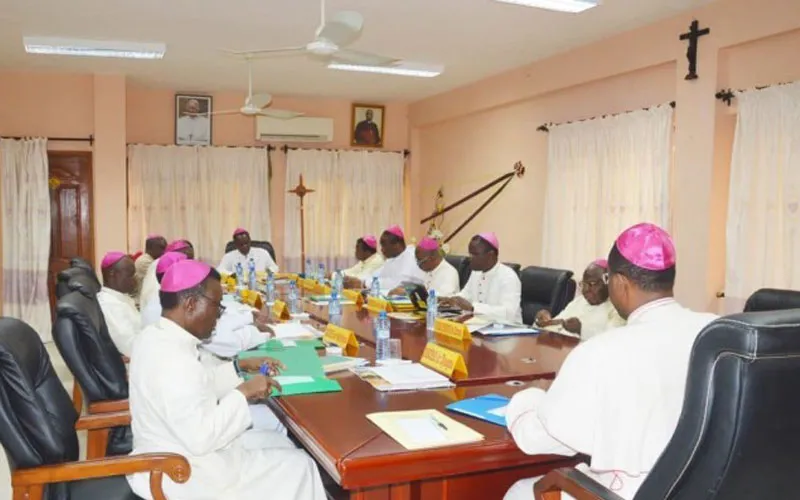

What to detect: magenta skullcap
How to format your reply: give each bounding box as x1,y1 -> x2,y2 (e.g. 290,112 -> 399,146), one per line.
614,223 -> 676,271
160,260 -> 212,293
101,251 -> 127,270
165,239 -> 189,252
232,228 -> 249,238
592,258 -> 609,269
146,233 -> 163,241
361,235 -> 377,250
385,225 -> 405,239
418,237 -> 440,252
477,232 -> 499,250
156,251 -> 188,276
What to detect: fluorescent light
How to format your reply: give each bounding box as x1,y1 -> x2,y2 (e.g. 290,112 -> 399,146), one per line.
494,0 -> 599,13
328,62 -> 443,78
23,37 -> 165,59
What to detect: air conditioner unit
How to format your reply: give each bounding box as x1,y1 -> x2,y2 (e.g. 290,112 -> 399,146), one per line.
256,116 -> 334,143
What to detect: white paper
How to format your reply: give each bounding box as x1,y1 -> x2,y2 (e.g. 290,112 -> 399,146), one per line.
271,323 -> 316,339
396,417 -> 447,445
280,340 -> 297,347
488,406 -> 508,417
371,363 -> 450,385
273,375 -> 314,385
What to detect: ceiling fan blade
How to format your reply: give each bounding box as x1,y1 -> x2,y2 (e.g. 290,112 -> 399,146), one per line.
221,46 -> 307,56
317,11 -> 364,47
258,109 -> 305,120
250,93 -> 273,109
332,49 -> 398,67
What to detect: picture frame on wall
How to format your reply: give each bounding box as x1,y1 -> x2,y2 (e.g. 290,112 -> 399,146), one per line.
351,103 -> 385,148
175,94 -> 212,146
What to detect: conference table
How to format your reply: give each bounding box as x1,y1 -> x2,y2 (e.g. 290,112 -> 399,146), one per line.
262,289 -> 581,499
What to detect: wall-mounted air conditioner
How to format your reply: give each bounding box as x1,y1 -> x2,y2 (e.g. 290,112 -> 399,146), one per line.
256,116 -> 334,143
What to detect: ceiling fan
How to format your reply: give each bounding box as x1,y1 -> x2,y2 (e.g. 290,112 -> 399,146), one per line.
224,0 -> 398,68
208,58 -> 304,119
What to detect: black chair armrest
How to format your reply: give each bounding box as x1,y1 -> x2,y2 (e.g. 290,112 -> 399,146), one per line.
534,467 -> 626,500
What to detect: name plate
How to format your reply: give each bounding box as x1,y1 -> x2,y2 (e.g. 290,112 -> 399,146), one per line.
315,284 -> 332,295
271,300 -> 291,321
342,289 -> 364,308
240,290 -> 264,310
366,296 -> 392,313
299,278 -> 316,291
420,343 -> 468,381
434,318 -> 472,343
275,273 -> 299,281
323,324 -> 359,356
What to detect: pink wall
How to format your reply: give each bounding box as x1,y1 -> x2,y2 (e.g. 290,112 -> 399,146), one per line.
409,0 -> 800,312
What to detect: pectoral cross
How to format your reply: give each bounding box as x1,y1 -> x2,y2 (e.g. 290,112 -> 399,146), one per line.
288,175 -> 315,274
679,20 -> 710,81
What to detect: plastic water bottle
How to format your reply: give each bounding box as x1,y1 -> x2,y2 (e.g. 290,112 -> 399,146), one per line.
333,270 -> 343,295
235,262 -> 244,287
305,258 -> 312,279
375,311 -> 391,362
328,291 -> 342,325
318,263 -> 325,283
266,271 -> 276,303
247,258 -> 257,290
370,276 -> 381,297
426,289 -> 438,340
288,280 -> 301,315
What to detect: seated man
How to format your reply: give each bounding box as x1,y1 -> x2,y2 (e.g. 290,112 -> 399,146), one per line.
341,235 -> 384,281
96,252 -> 140,357
349,225 -> 424,293
218,228 -> 279,275
389,237 -> 460,297
139,239 -> 194,306
535,258 -> 625,340
440,233 -> 522,323
134,234 -> 166,297
127,260 -> 325,500
503,223 -> 718,500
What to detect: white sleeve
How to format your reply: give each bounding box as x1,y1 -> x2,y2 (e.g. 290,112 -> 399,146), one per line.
218,252 -> 234,273
437,266 -> 461,297
99,300 -> 139,357
262,249 -> 279,273
457,273 -> 478,301
473,270 -> 522,323
210,362 -> 243,397
507,387 -> 577,456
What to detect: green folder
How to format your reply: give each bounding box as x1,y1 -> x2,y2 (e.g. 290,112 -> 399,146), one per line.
239,345 -> 342,396
257,338 -> 325,351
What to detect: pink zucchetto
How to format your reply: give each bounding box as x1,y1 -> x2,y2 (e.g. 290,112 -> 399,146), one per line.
384,225 -> 405,239
361,235 -> 377,250
160,260 -> 212,293
156,251 -> 188,276
614,222 -> 676,271
165,239 -> 189,252
417,237 -> 440,252
232,228 -> 249,238
477,232 -> 499,250
101,252 -> 127,270
593,258 -> 608,269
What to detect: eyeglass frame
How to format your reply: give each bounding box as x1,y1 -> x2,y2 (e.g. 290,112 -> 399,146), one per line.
197,294 -> 226,317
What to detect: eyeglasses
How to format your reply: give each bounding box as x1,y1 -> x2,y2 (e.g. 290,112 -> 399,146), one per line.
602,273 -> 610,285
579,280 -> 604,290
198,294 -> 226,317
416,255 -> 433,266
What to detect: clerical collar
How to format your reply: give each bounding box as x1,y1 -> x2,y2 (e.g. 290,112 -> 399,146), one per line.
101,286 -> 134,303
627,297 -> 676,323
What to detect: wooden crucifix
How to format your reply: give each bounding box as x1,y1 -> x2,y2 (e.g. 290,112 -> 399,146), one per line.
288,174 -> 315,274
679,20 -> 710,81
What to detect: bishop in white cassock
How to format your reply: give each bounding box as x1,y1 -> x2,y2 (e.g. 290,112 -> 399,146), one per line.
342,235 -> 385,281
442,232 -> 522,323
391,236 -> 460,297
139,239 -> 194,306
504,223 -> 717,500
536,258 -> 625,341
96,252 -> 140,357
127,260 -> 325,500
134,234 -> 166,298
218,228 -> 279,275
363,225 -> 425,293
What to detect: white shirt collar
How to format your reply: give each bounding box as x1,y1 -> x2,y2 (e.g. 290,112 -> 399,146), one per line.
158,317 -> 202,347
627,297 -> 677,324
101,286 -> 135,303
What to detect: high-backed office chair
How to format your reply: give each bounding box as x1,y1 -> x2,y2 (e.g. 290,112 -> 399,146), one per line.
743,288 -> 800,312
445,255 -> 471,289
534,309 -> 800,500
53,290 -> 132,458
0,317 -> 189,500
55,267 -> 101,300
223,240 -> 277,262
504,262 -> 522,276
519,266 -> 575,325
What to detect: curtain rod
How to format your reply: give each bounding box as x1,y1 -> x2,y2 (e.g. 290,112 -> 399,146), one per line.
715,80 -> 795,106
273,144 -> 411,158
536,102 -> 676,133
3,135 -> 94,144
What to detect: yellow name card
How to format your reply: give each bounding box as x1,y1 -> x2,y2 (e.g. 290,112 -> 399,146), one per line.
420,343 -> 468,381
299,278 -> 316,291
239,289 -> 264,310
271,300 -> 291,321
274,273 -> 299,281
323,324 -> 360,356
342,289 -> 364,308
434,318 -> 472,343
315,284 -> 332,295
366,296 -> 392,313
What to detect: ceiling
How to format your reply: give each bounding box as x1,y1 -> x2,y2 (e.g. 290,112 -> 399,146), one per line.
0,0 -> 712,102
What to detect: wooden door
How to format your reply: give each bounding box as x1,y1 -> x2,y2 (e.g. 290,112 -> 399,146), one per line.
48,151 -> 94,312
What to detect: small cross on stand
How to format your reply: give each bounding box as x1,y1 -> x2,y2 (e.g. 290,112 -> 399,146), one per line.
288,174 -> 315,275
679,20 -> 710,81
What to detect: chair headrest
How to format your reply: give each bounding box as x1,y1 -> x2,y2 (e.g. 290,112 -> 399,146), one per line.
696,309 -> 800,358
57,268 -> 101,297
521,266 -> 574,302
743,288 -> 800,313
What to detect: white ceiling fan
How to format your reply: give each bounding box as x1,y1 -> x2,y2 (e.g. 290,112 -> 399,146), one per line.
208,58 -> 304,119
224,0 -> 399,68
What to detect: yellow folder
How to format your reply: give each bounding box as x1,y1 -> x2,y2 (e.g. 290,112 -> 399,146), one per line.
366,409 -> 484,451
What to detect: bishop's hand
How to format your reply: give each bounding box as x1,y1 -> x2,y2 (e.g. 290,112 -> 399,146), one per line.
440,296 -> 473,312
237,375 -> 283,401
535,309 -> 553,326
562,318 -> 582,334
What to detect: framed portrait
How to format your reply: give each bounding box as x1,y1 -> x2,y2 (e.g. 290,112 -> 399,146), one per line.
175,94 -> 212,146
351,103 -> 385,148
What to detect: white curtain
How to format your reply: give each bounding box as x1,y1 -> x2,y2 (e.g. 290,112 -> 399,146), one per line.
725,82 -> 800,306
284,149 -> 405,271
1,138 -> 52,341
128,144 -> 271,264
541,104 -> 673,276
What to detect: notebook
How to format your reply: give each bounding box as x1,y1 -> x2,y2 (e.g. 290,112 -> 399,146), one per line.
445,394 -> 510,426
367,409 -> 484,450
352,363 -> 455,392
475,323 -> 541,336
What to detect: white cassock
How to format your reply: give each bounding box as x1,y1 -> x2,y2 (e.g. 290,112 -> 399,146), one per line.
97,287 -> 141,357
342,252 -> 384,281
504,298 -> 717,500
176,115 -> 210,145
218,247 -> 279,274
127,318 -> 325,500
140,296 -> 283,434
134,253 -> 154,299
457,263 -> 522,323
138,256 -> 160,306
423,259 -> 461,297
547,296 -> 626,341
367,246 -> 425,293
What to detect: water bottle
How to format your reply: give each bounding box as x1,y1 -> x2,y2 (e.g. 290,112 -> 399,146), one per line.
333,270 -> 343,295
266,271 -> 276,303
288,280 -> 301,315
328,291 -> 342,325
235,262 -> 244,288
370,276 -> 381,297
318,263 -> 325,284
375,311 -> 391,362
247,258 -> 256,291
305,258 -> 312,279
426,289 -> 438,340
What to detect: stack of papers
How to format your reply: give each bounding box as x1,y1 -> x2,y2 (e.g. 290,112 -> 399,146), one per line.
475,323 -> 540,336
446,394 -> 510,426
306,295 -> 356,305
352,363 -> 454,392
321,355 -> 369,374
271,323 -> 322,340
367,409 -> 484,450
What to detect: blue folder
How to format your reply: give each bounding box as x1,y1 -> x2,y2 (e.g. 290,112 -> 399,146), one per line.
445,394 -> 511,426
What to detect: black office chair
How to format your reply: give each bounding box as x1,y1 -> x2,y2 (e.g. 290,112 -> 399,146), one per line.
0,317 -> 189,500
55,267 -> 101,299
224,240 -> 277,262
519,266 -> 575,324
743,288 -> 800,312
534,309 -> 800,500
504,262 -> 522,276
53,290 -> 132,458
445,255 -> 471,289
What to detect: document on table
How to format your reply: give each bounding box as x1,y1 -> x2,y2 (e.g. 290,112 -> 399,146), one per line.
273,375 -> 315,385
367,409 -> 484,450
271,323 -> 321,339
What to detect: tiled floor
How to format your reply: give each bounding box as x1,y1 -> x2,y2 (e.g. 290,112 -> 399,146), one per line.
0,342 -> 83,499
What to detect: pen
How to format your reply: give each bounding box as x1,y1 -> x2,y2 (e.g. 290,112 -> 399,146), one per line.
430,416 -> 448,431
260,362 -> 272,377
